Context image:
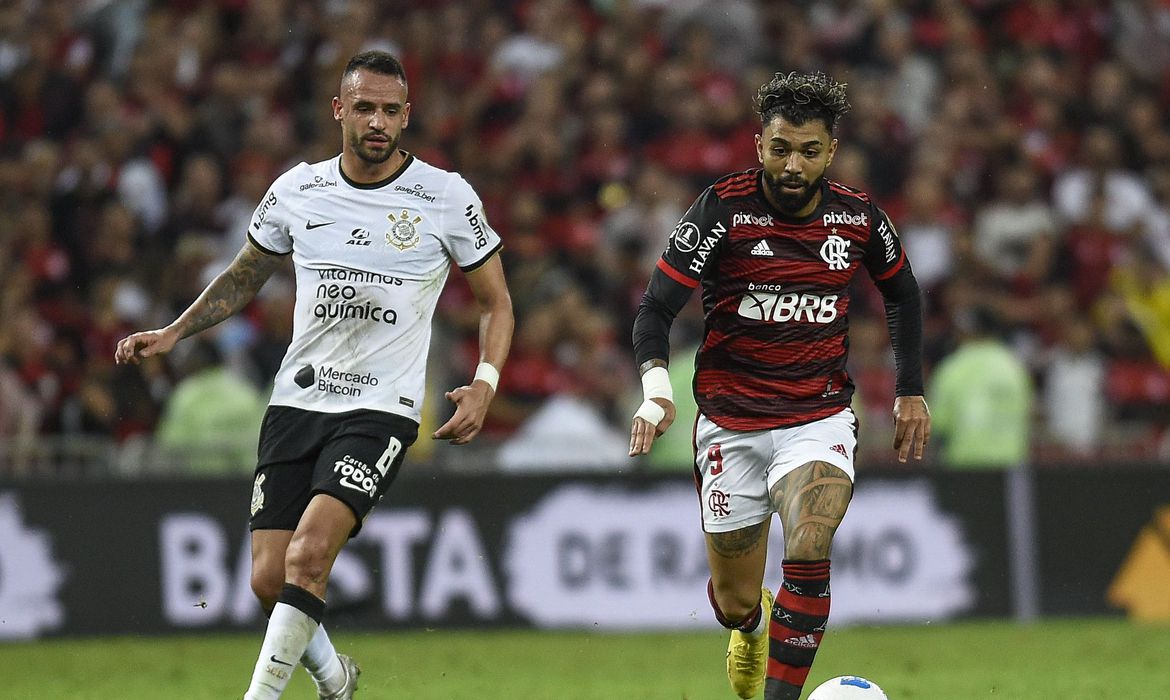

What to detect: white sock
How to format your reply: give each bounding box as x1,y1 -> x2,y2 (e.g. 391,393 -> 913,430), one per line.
744,599 -> 768,640
243,600 -> 320,700
302,625 -> 345,695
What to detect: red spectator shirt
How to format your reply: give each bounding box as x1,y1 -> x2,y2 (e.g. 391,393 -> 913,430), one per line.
655,170 -> 907,430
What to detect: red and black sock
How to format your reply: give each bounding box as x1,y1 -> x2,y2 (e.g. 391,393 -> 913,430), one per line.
764,559 -> 831,700
708,579 -> 764,633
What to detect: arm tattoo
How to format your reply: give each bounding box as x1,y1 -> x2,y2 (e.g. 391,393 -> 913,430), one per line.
770,461 -> 853,560
175,245 -> 283,340
708,521 -> 767,559
638,358 -> 668,375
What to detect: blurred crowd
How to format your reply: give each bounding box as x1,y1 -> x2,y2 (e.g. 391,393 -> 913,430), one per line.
1,0 -> 1169,475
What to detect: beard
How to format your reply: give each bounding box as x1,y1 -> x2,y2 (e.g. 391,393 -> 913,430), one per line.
763,170 -> 823,214
349,130 -> 399,165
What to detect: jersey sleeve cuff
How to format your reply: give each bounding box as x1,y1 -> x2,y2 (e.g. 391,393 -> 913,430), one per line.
247,233 -> 292,256
459,240 -> 503,272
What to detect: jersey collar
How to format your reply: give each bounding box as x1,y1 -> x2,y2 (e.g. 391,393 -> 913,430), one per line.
337,151 -> 415,190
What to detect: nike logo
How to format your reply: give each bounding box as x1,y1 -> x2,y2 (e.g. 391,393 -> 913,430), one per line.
269,655 -> 293,667
305,220 -> 335,230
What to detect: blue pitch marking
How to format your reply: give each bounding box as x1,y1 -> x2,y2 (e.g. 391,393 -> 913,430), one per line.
841,677 -> 873,688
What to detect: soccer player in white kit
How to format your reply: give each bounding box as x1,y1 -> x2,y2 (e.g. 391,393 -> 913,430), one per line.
115,51 -> 513,699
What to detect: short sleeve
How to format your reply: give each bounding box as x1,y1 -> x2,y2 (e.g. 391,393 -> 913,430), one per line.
861,205 -> 907,282
442,176 -> 502,271
246,173 -> 293,256
656,188 -> 728,288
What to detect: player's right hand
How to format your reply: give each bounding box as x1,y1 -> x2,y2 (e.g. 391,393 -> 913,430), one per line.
629,397 -> 675,456
114,326 -> 181,365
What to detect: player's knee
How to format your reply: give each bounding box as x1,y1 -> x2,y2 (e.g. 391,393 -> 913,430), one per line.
785,523 -> 835,560
284,533 -> 333,585
250,569 -> 282,611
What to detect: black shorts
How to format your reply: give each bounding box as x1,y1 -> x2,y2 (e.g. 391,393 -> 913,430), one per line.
249,406 -> 418,537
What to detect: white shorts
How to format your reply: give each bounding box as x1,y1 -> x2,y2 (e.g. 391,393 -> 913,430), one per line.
694,408 -> 857,533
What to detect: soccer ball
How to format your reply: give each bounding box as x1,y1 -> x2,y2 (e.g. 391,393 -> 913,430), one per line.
807,675 -> 889,699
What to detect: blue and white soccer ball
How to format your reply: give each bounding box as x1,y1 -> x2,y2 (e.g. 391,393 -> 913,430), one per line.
807,675 -> 889,699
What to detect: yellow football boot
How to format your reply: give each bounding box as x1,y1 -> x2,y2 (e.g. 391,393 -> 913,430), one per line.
726,586 -> 774,698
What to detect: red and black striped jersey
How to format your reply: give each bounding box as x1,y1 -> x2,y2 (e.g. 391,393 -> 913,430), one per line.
655,169 -> 908,431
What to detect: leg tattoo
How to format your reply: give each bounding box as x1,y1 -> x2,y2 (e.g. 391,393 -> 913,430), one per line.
763,462 -> 851,700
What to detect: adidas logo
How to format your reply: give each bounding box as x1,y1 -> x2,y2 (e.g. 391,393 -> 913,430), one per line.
783,634 -> 820,649
830,443 -> 848,458
750,240 -> 773,257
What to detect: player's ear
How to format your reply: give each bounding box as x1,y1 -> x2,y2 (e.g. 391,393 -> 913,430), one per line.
332,96 -> 343,121
401,102 -> 411,129
754,132 -> 764,164
825,137 -> 838,168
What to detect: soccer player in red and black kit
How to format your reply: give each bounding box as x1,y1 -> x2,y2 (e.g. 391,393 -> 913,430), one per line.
629,72 -> 930,700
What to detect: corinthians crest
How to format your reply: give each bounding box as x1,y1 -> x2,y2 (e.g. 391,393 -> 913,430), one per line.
386,209 -> 422,250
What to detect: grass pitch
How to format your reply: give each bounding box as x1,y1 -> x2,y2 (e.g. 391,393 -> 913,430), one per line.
2,618 -> 1167,699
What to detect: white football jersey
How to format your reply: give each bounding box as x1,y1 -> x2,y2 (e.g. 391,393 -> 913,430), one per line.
247,153 -> 501,422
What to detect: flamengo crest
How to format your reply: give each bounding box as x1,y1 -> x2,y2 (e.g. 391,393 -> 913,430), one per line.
387,209 -> 422,250
820,231 -> 850,270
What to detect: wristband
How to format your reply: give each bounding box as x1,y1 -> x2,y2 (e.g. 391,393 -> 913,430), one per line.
634,399 -> 666,425
640,366 -> 673,401
473,362 -> 500,391
633,366 -> 672,426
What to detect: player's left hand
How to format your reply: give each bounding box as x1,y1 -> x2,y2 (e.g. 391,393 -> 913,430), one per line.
433,380 -> 494,445
892,395 -> 931,463
628,397 -> 676,456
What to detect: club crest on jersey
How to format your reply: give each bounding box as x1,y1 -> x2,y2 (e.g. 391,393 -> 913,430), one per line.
386,209 -> 422,250
820,231 -> 850,270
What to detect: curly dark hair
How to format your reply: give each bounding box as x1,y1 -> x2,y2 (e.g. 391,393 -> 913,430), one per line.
754,71 -> 851,133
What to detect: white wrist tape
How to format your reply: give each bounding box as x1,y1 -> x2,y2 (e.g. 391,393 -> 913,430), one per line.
634,399 -> 666,425
473,362 -> 500,391
633,366 -> 672,425
640,366 -> 673,401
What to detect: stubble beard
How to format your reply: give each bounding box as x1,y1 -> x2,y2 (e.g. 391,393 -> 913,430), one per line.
350,131 -> 399,165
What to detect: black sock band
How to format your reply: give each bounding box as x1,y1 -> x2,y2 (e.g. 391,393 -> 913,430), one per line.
278,583 -> 325,624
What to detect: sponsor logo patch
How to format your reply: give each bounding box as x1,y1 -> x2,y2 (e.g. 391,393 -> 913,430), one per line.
315,365 -> 381,398
294,365 -> 315,388
335,454 -> 380,498
299,175 -> 337,191
394,182 -> 436,202
878,219 -> 898,264
733,212 -> 774,228
822,210 -> 868,227
671,221 -> 701,253
687,222 -> 726,274
738,290 -> 839,323
464,204 -> 490,250
252,192 -> 278,230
